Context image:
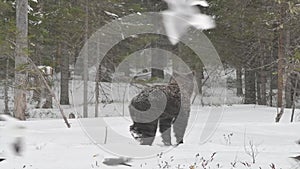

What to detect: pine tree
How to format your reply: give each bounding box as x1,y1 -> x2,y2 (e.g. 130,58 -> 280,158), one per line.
14,0 -> 28,120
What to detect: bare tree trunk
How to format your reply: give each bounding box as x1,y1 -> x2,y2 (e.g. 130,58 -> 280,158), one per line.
244,70 -> 256,104
236,67 -> 243,97
14,0 -> 28,120
259,40 -> 267,105
256,71 -> 262,105
60,43 -> 70,105
55,43 -> 61,73
83,0 -> 89,118
275,2 -> 289,122
4,56 -> 10,115
269,41 -> 275,107
260,69 -> 267,105
95,67 -> 100,118
269,71 -> 273,107
95,37 -> 101,118
195,62 -> 203,95
256,40 -> 262,105
260,46 -> 267,105
291,73 -> 298,122
285,75 -> 292,108
285,29 -> 292,108
275,14 -> 285,122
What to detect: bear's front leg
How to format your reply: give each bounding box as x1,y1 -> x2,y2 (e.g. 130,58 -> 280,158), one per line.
130,120 -> 158,145
139,120 -> 158,145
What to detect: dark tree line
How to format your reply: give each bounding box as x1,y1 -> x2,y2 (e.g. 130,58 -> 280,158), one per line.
0,0 -> 299,121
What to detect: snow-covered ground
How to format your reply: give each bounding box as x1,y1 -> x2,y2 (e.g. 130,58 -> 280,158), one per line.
1,76 -> 300,169
1,104 -> 300,169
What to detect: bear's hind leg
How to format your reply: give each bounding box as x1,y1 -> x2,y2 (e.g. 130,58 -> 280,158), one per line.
159,117 -> 173,146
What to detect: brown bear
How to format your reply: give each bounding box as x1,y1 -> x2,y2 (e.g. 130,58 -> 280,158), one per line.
129,71 -> 194,146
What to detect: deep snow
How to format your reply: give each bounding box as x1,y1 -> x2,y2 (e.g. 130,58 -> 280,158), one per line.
1,104 -> 300,169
